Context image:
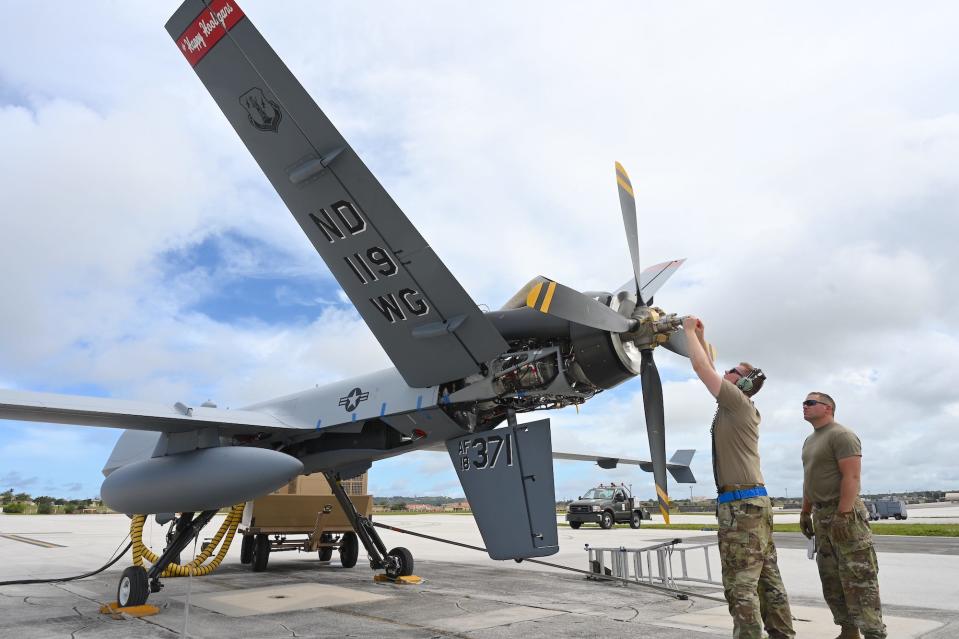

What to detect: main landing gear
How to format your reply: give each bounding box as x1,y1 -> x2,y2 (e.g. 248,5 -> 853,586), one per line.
322,471 -> 415,579
117,510 -> 218,607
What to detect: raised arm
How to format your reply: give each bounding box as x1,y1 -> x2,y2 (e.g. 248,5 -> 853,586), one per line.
683,316 -> 723,398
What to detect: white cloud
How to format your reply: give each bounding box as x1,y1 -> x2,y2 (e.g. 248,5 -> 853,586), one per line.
1,1 -> 958,501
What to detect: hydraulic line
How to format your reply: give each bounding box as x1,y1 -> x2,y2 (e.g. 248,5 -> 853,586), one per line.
130,504 -> 245,578
371,521 -> 727,604
0,536 -> 133,586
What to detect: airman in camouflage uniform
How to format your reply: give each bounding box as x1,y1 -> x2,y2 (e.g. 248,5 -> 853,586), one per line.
717,496 -> 794,638
684,317 -> 795,639
800,392 -> 886,639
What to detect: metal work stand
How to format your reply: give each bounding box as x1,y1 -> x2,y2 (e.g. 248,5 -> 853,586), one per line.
322,471 -> 413,579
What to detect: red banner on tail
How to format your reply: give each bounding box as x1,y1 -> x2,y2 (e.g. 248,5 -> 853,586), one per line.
176,0 -> 245,67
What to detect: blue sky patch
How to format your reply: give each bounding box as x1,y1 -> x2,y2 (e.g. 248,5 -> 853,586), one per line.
160,231 -> 347,324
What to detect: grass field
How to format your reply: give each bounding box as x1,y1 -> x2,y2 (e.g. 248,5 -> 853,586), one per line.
560,522 -> 959,537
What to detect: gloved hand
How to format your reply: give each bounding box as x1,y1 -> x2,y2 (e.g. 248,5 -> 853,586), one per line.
800,511 -> 814,539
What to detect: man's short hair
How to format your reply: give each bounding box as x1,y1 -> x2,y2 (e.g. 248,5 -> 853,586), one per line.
809,391 -> 836,414
738,362 -> 765,397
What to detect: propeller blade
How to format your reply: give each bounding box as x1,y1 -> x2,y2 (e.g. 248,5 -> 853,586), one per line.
661,328 -> 717,361
615,162 -> 645,306
614,258 -> 686,304
640,349 -> 670,524
661,330 -> 690,357
526,278 -> 633,333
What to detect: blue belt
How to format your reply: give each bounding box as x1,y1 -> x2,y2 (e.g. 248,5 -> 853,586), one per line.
717,486 -> 767,504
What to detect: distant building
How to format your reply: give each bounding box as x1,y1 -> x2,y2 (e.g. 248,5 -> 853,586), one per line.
405,503 -> 439,512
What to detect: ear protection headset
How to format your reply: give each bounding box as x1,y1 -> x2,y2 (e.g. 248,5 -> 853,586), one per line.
736,367 -> 766,393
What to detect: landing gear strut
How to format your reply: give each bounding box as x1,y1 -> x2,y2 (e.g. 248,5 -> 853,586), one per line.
322,471 -> 414,578
116,510 -> 218,607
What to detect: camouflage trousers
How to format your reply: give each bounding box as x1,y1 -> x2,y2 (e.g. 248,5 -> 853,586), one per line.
814,499 -> 886,639
717,496 -> 795,639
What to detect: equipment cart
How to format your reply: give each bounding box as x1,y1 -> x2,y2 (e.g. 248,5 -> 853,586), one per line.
238,494 -> 373,571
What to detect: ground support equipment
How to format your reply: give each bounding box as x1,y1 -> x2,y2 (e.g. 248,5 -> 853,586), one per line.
585,538 -> 724,589
371,520 -> 727,603
238,493 -> 373,571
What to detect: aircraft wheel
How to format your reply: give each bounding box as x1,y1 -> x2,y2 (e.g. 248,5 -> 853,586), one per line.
318,533 -> 334,562
569,521 -> 582,529
252,534 -> 271,572
339,532 -> 358,568
600,511 -> 614,529
117,566 -> 149,607
629,511 -> 642,529
240,535 -> 254,564
385,547 -> 414,578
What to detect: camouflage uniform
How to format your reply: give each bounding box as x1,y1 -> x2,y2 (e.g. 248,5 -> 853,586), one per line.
712,379 -> 794,638
813,499 -> 886,638
717,495 -> 795,639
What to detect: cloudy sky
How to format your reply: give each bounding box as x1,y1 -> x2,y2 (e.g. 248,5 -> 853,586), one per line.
1,1 -> 957,503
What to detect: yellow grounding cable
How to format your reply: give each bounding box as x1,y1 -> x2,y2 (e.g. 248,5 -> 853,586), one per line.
130,504 -> 245,578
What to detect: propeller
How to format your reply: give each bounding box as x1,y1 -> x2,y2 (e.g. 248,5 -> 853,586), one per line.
614,162 -> 671,523
640,350 -> 670,522
515,162 -> 720,524
616,161 -> 645,307
524,278 -> 633,333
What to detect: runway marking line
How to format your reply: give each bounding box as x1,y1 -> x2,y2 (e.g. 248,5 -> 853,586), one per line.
0,533 -> 65,548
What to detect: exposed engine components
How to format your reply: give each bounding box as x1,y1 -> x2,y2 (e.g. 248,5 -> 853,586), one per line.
492,350 -> 559,395
445,346 -> 595,427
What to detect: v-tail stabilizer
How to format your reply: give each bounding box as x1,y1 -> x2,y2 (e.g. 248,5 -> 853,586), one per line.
447,420 -> 558,560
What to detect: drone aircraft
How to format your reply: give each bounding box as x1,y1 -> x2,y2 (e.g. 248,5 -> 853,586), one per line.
0,0 -> 702,606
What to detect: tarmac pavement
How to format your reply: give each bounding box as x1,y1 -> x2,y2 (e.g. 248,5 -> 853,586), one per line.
1,512 -> 958,637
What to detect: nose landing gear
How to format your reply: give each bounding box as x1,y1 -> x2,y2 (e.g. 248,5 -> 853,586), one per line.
118,509 -> 218,607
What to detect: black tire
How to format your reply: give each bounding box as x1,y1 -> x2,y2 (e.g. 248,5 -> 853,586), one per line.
252,534 -> 271,572
117,566 -> 149,607
318,533 -> 334,562
600,511 -> 614,529
339,532 -> 358,568
240,535 -> 254,564
569,521 -> 582,529
629,511 -> 642,529
385,546 -> 414,578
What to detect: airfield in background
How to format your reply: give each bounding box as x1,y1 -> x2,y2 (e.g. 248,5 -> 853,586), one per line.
2,503 -> 958,637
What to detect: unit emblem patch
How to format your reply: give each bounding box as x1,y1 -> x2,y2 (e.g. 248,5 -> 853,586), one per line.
239,87 -> 282,132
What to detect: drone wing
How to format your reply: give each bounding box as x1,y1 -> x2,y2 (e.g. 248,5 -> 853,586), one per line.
165,1 -> 507,388
0,388 -> 306,435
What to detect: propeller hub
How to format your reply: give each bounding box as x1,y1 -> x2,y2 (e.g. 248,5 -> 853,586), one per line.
626,306 -> 681,350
